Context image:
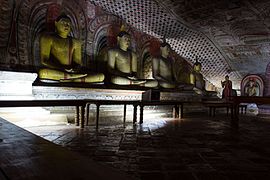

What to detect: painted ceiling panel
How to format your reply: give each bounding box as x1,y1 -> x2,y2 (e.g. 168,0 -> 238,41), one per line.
156,0 -> 270,88
88,0 -> 241,88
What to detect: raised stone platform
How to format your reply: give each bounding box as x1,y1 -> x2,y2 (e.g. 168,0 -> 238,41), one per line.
32,85 -> 206,124
32,82 -> 203,101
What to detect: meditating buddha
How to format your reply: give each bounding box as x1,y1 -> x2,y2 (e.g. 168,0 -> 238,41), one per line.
190,60 -> 206,92
152,42 -> 192,89
245,79 -> 257,97
107,30 -> 157,87
38,14 -> 104,83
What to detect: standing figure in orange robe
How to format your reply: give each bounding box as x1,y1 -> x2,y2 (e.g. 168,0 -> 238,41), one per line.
221,75 -> 232,100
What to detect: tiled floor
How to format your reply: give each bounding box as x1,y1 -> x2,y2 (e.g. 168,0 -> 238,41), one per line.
23,113 -> 270,180
0,118 -> 134,180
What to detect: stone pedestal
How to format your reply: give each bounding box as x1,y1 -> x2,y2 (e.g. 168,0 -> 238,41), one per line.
0,71 -> 68,126
32,86 -> 143,100
161,90 -> 201,101
0,71 -> 37,100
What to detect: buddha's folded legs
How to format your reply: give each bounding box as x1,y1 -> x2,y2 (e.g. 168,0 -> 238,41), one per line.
159,81 -> 176,89
71,73 -> 105,83
38,68 -> 104,83
39,68 -> 86,80
144,80 -> 158,88
111,76 -> 139,85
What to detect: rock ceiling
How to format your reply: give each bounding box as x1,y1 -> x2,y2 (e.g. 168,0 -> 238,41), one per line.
89,0 -> 270,89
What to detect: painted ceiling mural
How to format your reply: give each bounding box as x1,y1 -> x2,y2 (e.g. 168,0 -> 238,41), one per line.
88,0 -> 241,88
0,0 -> 269,89
157,0 -> 270,88
89,0 -> 270,89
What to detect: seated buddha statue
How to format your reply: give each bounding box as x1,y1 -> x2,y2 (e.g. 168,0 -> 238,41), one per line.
190,60 -> 218,96
107,31 -> 157,87
38,14 -> 104,83
190,60 -> 206,94
152,42 -> 192,89
245,79 -> 257,97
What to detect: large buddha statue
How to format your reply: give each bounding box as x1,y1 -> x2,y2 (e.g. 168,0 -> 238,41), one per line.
38,14 -> 104,83
190,60 -> 205,91
107,31 -> 157,87
152,42 -> 191,89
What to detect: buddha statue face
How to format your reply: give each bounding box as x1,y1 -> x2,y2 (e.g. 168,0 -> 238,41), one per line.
160,45 -> 170,58
55,17 -> 71,37
194,63 -> 201,72
249,80 -> 255,87
117,33 -> 131,50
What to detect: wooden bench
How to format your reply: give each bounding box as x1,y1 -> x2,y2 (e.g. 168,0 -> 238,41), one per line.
239,104 -> 247,114
0,99 -> 87,128
0,99 -> 185,129
203,101 -> 233,117
138,101 -> 184,124
85,100 -> 140,128
85,100 -> 185,128
231,96 -> 270,128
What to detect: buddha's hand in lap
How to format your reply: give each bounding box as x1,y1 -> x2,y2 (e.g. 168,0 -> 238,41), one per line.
63,72 -> 88,80
65,68 -> 76,73
132,79 -> 146,85
127,76 -> 138,80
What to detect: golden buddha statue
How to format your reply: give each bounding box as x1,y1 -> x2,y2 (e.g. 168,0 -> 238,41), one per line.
107,31 -> 157,87
152,42 -> 192,89
190,60 -> 206,92
38,14 -> 104,83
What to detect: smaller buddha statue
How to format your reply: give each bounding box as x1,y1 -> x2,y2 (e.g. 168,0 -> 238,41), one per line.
190,59 -> 219,97
107,30 -> 157,87
245,79 -> 257,96
152,42 -> 191,89
190,60 -> 206,93
38,14 -> 104,83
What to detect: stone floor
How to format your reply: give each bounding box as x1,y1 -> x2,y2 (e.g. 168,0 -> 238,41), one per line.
0,117 -> 135,180
22,112 -> 270,180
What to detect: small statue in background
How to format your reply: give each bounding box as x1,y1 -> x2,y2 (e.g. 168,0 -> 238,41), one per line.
221,75 -> 233,99
107,30 -> 157,87
190,60 -> 206,93
245,79 -> 257,96
38,14 -> 104,83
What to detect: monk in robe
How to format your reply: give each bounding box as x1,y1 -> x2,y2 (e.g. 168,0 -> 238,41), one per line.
221,75 -> 233,99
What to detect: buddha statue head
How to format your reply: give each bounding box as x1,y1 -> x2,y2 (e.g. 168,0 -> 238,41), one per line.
193,60 -> 202,73
55,14 -> 71,38
117,31 -> 131,51
248,78 -> 255,87
160,42 -> 171,58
